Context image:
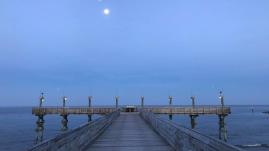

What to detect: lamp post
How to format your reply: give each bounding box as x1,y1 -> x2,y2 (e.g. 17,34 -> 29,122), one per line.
88,96 -> 92,108
63,96 -> 67,108
115,96 -> 119,109
39,93 -> 45,108
168,96 -> 173,106
141,96 -> 144,108
219,91 -> 224,108
190,96 -> 195,108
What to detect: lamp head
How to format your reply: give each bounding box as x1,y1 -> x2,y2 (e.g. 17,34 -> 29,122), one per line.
40,93 -> 45,102
190,96 -> 195,100
63,96 -> 67,101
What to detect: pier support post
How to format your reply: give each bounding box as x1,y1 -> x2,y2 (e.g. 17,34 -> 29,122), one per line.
169,114 -> 173,120
189,114 -> 198,129
141,96 -> 144,108
88,96 -> 92,122
218,114 -> 227,142
88,114 -> 92,122
61,114 -> 68,131
35,115 -> 44,144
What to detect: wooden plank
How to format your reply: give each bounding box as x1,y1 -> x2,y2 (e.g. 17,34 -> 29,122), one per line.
86,112 -> 174,151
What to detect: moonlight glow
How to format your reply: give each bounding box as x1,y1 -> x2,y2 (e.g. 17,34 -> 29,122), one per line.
103,8 -> 110,15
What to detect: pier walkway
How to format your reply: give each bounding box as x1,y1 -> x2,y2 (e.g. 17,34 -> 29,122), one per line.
86,112 -> 173,151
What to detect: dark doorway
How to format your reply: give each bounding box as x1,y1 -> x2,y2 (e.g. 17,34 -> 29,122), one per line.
124,106 -> 137,112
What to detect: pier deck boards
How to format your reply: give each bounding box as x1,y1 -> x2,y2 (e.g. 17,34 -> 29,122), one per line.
86,112 -> 174,151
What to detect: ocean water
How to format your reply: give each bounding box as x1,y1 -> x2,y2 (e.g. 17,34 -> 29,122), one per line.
159,105 -> 269,150
0,107 -> 101,151
0,106 -> 269,151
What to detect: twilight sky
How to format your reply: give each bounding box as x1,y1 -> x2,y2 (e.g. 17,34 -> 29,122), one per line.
0,0 -> 269,106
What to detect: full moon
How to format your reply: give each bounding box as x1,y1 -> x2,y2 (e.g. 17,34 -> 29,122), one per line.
103,8 -> 110,15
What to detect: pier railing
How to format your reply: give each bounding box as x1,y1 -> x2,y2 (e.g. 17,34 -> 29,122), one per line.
140,110 -> 243,151
29,110 -> 120,151
142,106 -> 231,115
32,107 -> 116,115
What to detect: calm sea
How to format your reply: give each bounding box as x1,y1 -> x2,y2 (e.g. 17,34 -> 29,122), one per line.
0,106 -> 269,151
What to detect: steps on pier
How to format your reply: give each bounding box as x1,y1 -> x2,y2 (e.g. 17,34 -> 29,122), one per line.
86,112 -> 174,151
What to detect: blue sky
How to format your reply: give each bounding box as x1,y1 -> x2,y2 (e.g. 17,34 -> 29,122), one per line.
0,0 -> 269,106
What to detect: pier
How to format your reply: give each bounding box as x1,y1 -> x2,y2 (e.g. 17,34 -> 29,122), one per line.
30,93 -> 244,151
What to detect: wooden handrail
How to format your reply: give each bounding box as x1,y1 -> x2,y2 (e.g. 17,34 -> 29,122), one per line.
140,111 -> 243,151
29,110 -> 120,151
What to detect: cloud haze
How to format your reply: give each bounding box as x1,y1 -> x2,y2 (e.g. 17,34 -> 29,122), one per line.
0,0 -> 268,106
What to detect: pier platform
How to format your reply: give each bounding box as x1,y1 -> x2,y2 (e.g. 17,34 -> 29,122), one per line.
29,109 -> 244,151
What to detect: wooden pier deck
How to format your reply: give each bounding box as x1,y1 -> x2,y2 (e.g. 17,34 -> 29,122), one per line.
86,112 -> 173,151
